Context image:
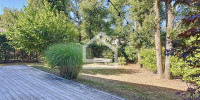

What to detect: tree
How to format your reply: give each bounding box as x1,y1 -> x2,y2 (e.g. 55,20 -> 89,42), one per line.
0,8 -> 19,29
28,0 -> 70,16
6,1 -> 77,54
129,0 -> 155,68
0,32 -> 13,63
164,0 -> 177,79
80,0 -> 111,40
69,0 -> 82,42
171,1 -> 200,99
174,0 -> 200,69
163,0 -> 195,79
108,0 -> 132,60
154,0 -> 163,78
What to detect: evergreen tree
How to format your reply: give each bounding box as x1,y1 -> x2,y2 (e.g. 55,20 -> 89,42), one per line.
80,0 -> 111,41
129,0 -> 155,68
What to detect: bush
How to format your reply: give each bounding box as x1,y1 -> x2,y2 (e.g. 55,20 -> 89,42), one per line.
102,49 -> 114,59
45,43 -> 83,79
170,56 -> 200,85
140,49 -> 157,72
125,45 -> 137,62
118,57 -> 126,65
169,56 -> 188,76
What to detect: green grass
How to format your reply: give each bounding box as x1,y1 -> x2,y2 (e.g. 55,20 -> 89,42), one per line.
80,69 -> 136,75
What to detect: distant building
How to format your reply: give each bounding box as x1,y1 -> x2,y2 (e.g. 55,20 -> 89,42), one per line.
0,28 -> 7,32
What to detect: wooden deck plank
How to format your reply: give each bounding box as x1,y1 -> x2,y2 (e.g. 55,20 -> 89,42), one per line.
27,70 -> 95,100
3,68 -> 59,100
0,70 -> 40,100
0,83 -> 10,100
27,69 -> 120,100
0,65 -> 125,100
0,71 -> 35,100
31,70 -> 122,100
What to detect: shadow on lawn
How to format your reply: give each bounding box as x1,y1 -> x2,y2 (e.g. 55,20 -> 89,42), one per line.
81,69 -> 140,75
28,64 -> 184,100
77,74 -> 183,100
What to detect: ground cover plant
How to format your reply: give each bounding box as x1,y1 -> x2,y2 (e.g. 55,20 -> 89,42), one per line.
44,43 -> 83,79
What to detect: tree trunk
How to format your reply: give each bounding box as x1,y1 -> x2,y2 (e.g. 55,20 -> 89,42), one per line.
121,44 -> 130,62
138,22 -> 142,68
14,49 -> 16,60
154,0 -> 163,78
138,47 -> 142,68
78,15 -> 82,43
165,2 -> 174,79
21,51 -> 24,63
79,32 -> 82,43
36,52 -> 38,62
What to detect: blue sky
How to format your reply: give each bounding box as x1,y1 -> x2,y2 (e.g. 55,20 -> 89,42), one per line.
0,0 -> 27,15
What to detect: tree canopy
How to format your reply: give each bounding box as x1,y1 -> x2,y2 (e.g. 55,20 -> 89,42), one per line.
6,1 -> 77,53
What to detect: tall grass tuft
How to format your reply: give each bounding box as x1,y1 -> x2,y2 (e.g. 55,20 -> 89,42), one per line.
44,43 -> 83,79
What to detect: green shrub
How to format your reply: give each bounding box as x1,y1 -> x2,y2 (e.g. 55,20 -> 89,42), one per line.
169,56 -> 188,76
45,43 -> 83,79
118,57 -> 126,65
125,45 -> 137,62
140,49 -> 157,72
102,49 -> 114,59
170,56 -> 200,85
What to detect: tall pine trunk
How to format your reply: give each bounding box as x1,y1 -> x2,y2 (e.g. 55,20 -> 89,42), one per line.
78,14 -> 82,43
138,22 -> 142,68
165,3 -> 174,79
154,0 -> 163,78
138,47 -> 142,68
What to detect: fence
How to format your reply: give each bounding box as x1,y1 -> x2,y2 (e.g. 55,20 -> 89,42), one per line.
0,33 -> 39,64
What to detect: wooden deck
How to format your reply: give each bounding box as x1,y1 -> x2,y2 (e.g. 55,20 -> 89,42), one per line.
0,65 -> 125,100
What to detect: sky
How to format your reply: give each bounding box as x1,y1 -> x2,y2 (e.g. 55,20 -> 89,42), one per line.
0,0 -> 27,15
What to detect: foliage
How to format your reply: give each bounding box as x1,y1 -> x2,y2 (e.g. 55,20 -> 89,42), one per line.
172,0 -> 200,82
129,0 -> 155,48
86,43 -> 114,59
170,0 -> 200,99
118,57 -> 126,65
169,56 -> 188,76
140,48 -> 157,72
68,0 -> 82,42
124,45 -> 137,62
0,32 -> 13,63
28,0 -> 70,16
109,0 -> 131,60
170,56 -> 200,89
0,8 -> 19,28
44,43 -> 83,79
102,49 -> 114,59
80,0 -> 111,41
87,43 -> 106,58
6,1 -> 77,53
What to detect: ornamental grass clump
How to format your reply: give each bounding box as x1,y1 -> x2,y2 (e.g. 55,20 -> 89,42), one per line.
45,43 -> 83,79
